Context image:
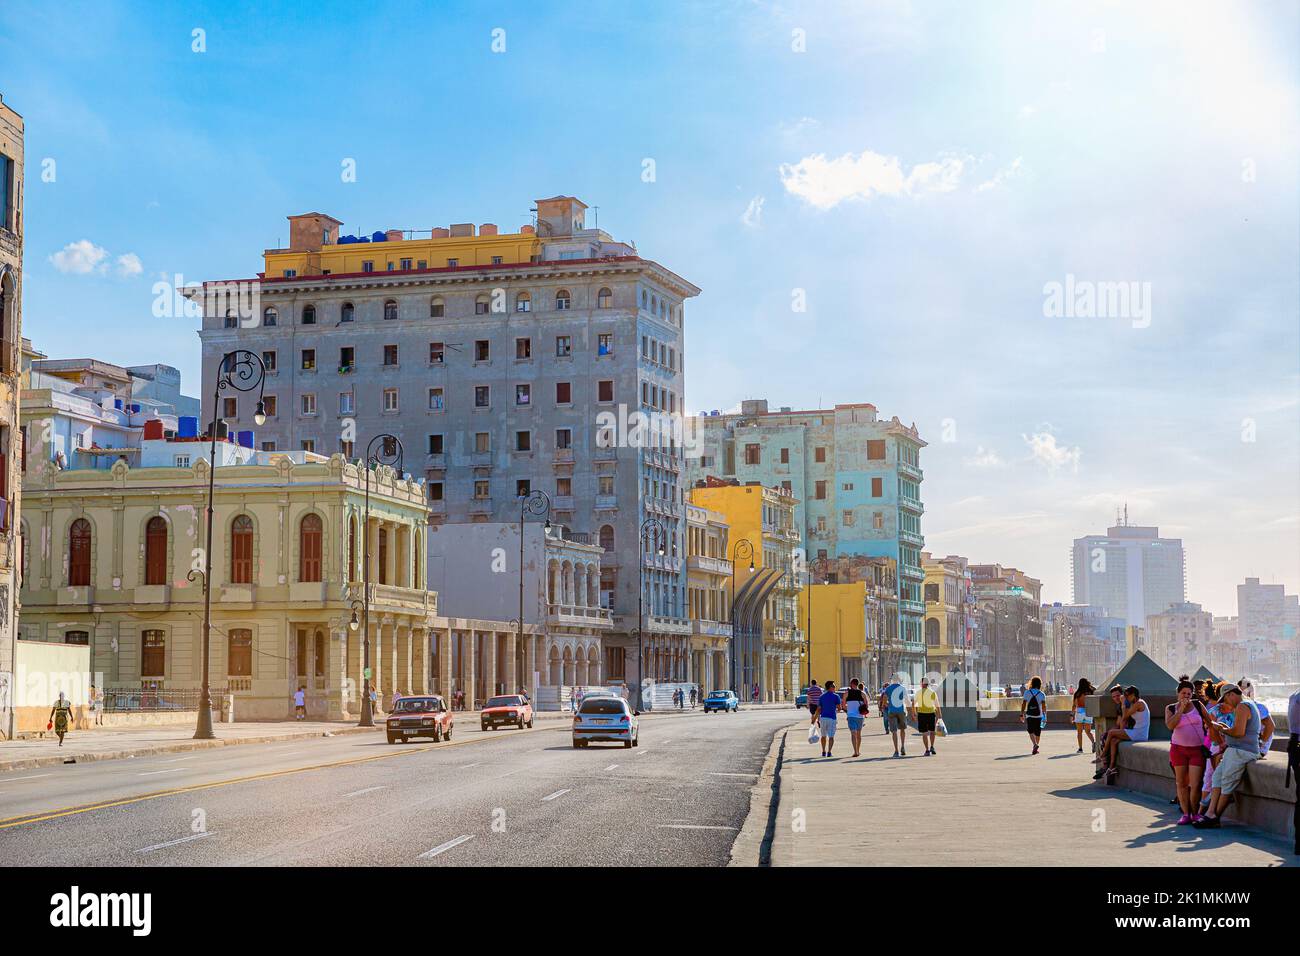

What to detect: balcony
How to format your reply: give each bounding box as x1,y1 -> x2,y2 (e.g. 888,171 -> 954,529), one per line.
56,585 -> 95,607
687,554 -> 732,575
426,453 -> 446,471
899,493 -> 924,514
469,497 -> 493,515
899,528 -> 924,548
649,615 -> 693,636
595,494 -> 618,511
428,499 -> 446,516
901,598 -> 926,616
547,603 -> 614,628
552,447 -> 574,464
901,564 -> 925,581
899,461 -> 923,482
552,495 -> 574,511
691,619 -> 732,639
471,452 -> 493,470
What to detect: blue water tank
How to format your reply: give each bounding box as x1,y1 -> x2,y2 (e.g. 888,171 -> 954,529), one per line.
178,416 -> 198,438
237,430 -> 254,449
371,230 -> 387,242
114,398 -> 123,410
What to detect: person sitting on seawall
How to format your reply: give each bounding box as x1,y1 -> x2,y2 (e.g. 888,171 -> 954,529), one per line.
1095,685 -> 1149,782
1194,682 -> 1262,829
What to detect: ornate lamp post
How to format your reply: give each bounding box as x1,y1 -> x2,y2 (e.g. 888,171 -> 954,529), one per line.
517,490 -> 551,702
637,516 -> 668,710
194,350 -> 267,740
728,538 -> 755,698
357,434 -> 403,727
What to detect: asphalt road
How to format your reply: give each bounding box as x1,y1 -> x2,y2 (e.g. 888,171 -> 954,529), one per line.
0,707 -> 800,866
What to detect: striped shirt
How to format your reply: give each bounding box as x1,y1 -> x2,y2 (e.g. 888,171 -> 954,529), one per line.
807,685 -> 822,706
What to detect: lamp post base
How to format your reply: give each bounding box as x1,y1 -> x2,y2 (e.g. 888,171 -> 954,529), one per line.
193,689 -> 216,740
358,695 -> 375,728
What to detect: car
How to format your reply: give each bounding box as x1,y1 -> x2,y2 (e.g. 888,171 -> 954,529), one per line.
481,694 -> 534,731
703,690 -> 739,713
386,695 -> 453,744
572,695 -> 638,748
795,686 -> 810,708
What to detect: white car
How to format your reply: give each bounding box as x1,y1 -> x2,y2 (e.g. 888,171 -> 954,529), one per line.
572,695 -> 639,748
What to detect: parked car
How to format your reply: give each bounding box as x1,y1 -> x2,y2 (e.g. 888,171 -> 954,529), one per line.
572,695 -> 639,748
795,686 -> 809,708
386,695 -> 453,744
703,690 -> 739,713
481,694 -> 534,731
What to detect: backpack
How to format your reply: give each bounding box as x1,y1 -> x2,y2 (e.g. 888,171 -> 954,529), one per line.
1026,690 -> 1042,717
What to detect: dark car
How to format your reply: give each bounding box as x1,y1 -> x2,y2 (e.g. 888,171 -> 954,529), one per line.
386,695 -> 453,744
481,694 -> 534,731
703,690 -> 739,713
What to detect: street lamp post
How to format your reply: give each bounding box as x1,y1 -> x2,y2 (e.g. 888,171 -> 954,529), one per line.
358,434 -> 403,728
194,350 -> 267,740
803,555 -> 826,690
728,538 -> 755,699
517,490 -> 551,702
637,516 -> 667,710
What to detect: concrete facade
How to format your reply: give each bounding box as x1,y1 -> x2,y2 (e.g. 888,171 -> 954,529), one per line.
922,552 -> 974,674
0,91 -> 23,738
685,501 -> 731,691
1071,520 -> 1186,628
1145,600 -> 1214,679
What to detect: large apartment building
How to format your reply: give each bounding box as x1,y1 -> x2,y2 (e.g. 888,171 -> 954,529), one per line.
1070,515 -> 1185,628
197,196 -> 700,692
0,91 -> 23,739
685,399 -> 927,667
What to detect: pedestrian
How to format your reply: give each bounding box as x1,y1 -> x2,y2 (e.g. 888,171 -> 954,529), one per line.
752,682 -> 760,704
1164,679 -> 1209,825
816,680 -> 842,758
879,683 -> 890,738
293,685 -> 307,720
843,678 -> 868,757
911,676 -> 941,756
690,687 -> 697,708
1195,683 -> 1262,828
1286,688 -> 1299,854
48,691 -> 73,747
1095,685 -> 1150,781
369,682 -> 380,715
806,679 -> 823,726
88,683 -> 103,727
391,687 -> 403,711
1072,678 -> 1096,754
880,677 -> 908,757
1019,675 -> 1048,755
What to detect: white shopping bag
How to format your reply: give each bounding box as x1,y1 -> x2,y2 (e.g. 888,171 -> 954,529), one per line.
936,718 -> 948,737
807,723 -> 820,745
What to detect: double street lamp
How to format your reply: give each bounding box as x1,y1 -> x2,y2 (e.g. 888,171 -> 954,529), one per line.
349,434 -> 403,727
728,538 -> 755,698
636,516 -> 667,710
194,350 -> 267,740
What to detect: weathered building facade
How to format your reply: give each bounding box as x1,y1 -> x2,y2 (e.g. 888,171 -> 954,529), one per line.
0,91 -> 23,738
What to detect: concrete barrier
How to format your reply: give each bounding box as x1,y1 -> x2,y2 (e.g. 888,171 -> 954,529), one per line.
1113,741 -> 1296,841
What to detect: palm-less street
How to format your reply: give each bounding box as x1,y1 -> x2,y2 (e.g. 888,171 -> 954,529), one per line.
0,708 -> 797,866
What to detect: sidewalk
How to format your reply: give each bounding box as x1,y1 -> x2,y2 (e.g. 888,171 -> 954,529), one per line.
760,725 -> 1296,866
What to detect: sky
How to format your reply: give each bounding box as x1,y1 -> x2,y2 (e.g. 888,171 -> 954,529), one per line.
2,0 -> 1297,615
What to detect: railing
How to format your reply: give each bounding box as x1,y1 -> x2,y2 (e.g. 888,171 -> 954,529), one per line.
547,603 -> 613,625
103,685 -> 227,713
687,554 -> 732,575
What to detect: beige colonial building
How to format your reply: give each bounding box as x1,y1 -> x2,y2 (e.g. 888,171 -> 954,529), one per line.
922,552 -> 973,674
0,91 -> 24,738
685,501 -> 731,691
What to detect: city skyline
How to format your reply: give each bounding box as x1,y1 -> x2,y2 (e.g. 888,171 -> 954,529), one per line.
1,0 -> 1296,615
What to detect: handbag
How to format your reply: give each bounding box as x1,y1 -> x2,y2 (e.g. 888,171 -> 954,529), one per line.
46,721 -> 53,731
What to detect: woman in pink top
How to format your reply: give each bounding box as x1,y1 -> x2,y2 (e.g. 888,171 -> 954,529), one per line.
1165,679 -> 1209,825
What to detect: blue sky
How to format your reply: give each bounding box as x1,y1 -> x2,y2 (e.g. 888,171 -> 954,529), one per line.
2,0 -> 1297,614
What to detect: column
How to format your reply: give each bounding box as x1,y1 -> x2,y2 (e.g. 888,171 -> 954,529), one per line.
483,630 -> 498,697
505,630 -> 518,694
438,628 -> 453,700
330,627 -> 349,719
396,624 -> 411,696
463,631 -> 476,709
410,628 -> 427,695
386,618 -> 399,698
385,521 -> 397,588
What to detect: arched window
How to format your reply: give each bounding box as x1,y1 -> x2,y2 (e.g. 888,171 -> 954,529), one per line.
230,515 -> 254,584
0,271 -> 13,374
555,289 -> 571,311
145,516 -> 168,585
598,524 -> 614,552
302,305 -> 316,325
299,514 -> 323,582
430,297 -> 444,318
68,518 -> 92,586
262,307 -> 278,327
341,302 -> 355,323
515,292 -> 531,313
925,617 -> 940,647
597,287 -> 612,308
383,299 -> 398,321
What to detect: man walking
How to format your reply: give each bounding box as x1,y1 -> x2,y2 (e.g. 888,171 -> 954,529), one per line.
844,678 -> 868,757
293,685 -> 307,720
880,677 -> 908,757
910,676 -> 941,756
816,680 -> 842,758
806,679 -> 823,725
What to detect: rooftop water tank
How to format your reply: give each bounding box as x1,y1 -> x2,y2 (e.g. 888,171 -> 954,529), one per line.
143,420 -> 165,440
371,230 -> 387,243
178,416 -> 198,438
237,430 -> 254,449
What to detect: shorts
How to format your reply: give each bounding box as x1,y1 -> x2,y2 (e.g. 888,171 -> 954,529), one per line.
887,713 -> 906,731
1211,747 -> 1259,794
1026,717 -> 1043,736
917,712 -> 936,733
1126,725 -> 1149,743
847,715 -> 865,732
1169,743 -> 1206,769
818,717 -> 838,739
1074,708 -> 1092,725
808,702 -> 820,717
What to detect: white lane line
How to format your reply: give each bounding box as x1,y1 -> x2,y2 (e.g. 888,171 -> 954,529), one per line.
275,750 -> 304,757
460,763 -> 480,769
137,768 -> 186,776
635,749 -> 648,756
603,764 -> 619,771
160,756 -> 198,764
708,771 -> 755,777
343,786 -> 387,797
541,788 -> 571,802
136,832 -> 211,854
656,824 -> 739,831
418,834 -> 475,859
6,773 -> 51,782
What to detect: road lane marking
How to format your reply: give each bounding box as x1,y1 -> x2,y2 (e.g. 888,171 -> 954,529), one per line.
635,749 -> 648,756
136,832 -> 211,854
460,763 -> 480,769
603,764 -> 619,771
138,769 -> 186,777
343,786 -> 387,797
5,774 -> 51,782
418,834 -> 475,859
656,824 -> 738,830
708,771 -> 755,777
542,788 -> 571,801
161,756 -> 198,764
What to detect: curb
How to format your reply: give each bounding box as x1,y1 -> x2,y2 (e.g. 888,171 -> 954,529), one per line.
728,724 -> 789,867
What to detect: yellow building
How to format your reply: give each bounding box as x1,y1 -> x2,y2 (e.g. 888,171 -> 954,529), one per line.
685,501 -> 732,691
688,479 -> 801,701
922,552 -> 972,675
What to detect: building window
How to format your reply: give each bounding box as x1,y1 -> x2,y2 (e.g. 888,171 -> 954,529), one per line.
142,630 -> 165,678
230,515 -> 254,583
341,302 -> 355,322
302,305 -> 316,325
599,525 -> 615,551
383,388 -> 399,412
429,342 -> 444,364
383,299 -> 398,320
400,258 -> 412,271
598,475 -> 614,496
842,510 -> 855,527
475,386 -> 490,408
340,392 -> 354,415
475,295 -> 490,315
597,287 -> 613,308
145,516 -> 168,586
428,388 -> 444,411
262,350 -> 277,371
871,477 -> 883,497
744,444 -> 761,465
556,428 -> 572,449
556,382 -> 571,404
867,440 -> 886,460
228,628 -> 253,677
815,481 -> 827,500
428,482 -> 444,501
515,384 -> 531,406
597,333 -> 613,355
301,349 -> 315,371
362,260 -> 374,273
557,477 -> 572,496
474,480 -> 490,499
428,434 -> 444,454
299,514 -> 323,582
68,518 -> 92,587
516,479 -> 531,497
64,631 -> 89,646
598,380 -> 613,402
223,397 -> 237,419
301,394 -> 316,415
815,446 -> 826,463
263,307 -> 278,327
555,336 -> 572,357
302,439 -> 315,453
475,432 -> 490,453
446,258 -> 458,268
515,292 -> 531,312
873,512 -> 884,530
516,337 -> 532,360
430,298 -> 444,318
515,430 -> 531,452
383,344 -> 398,366
555,289 -> 571,310
475,339 -> 490,362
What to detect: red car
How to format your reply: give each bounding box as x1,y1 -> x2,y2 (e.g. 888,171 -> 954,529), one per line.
480,694 -> 534,731
386,695 -> 454,744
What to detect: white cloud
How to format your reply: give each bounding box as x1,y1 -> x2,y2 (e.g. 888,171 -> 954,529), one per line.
50,239 -> 109,275
1022,430 -> 1082,473
778,150 -> 968,209
740,195 -> 765,228
115,253 -> 143,277
976,156 -> 1024,192
963,446 -> 1005,468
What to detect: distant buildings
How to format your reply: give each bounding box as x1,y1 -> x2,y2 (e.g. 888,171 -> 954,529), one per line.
684,501 -> 732,691
970,564 -> 1044,684
1041,604 -> 1127,687
1071,516 -> 1185,627
922,553 -> 974,674
1145,601 -> 1214,679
